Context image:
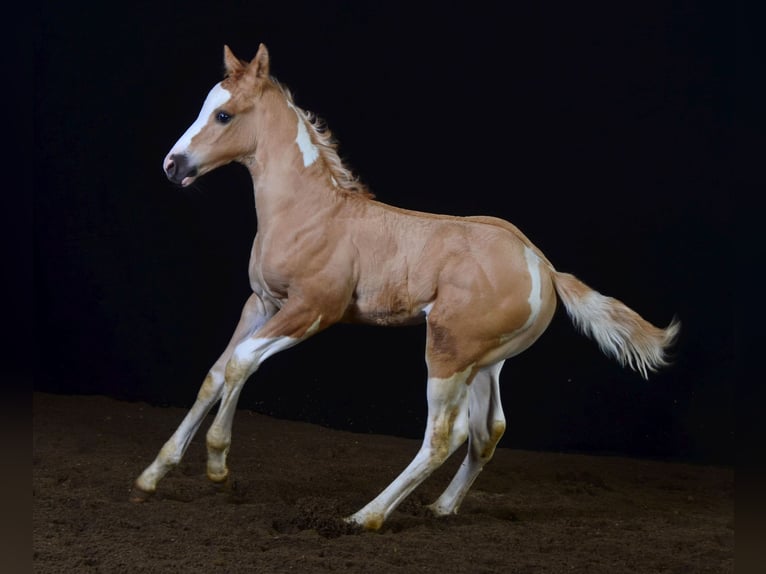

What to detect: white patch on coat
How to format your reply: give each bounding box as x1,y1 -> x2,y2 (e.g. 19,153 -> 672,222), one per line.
231,316 -> 322,369
287,101 -> 319,167
520,247 -> 542,330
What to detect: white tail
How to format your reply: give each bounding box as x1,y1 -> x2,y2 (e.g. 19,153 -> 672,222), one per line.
552,271 -> 680,379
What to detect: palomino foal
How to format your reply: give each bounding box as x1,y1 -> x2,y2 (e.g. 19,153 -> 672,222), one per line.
132,44 -> 679,531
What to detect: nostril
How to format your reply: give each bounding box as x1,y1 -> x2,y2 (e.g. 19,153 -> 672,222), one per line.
165,157 -> 176,177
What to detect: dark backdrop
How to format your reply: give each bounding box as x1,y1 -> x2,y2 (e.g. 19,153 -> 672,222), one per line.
33,1 -> 735,465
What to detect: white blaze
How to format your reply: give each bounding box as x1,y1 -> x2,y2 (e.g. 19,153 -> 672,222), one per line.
168,83 -> 232,156
287,102 -> 319,167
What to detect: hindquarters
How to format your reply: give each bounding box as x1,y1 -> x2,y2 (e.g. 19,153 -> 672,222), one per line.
423,230 -> 557,379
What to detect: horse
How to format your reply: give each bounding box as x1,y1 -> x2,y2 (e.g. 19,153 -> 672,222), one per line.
131,44 -> 680,531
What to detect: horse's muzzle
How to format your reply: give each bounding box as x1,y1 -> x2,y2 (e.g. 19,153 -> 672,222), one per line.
164,153 -> 198,186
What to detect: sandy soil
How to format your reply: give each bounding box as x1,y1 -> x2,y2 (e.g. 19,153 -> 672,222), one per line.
33,393 -> 733,573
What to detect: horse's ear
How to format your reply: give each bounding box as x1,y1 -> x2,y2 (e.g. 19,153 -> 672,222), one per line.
249,43 -> 270,78
223,45 -> 245,77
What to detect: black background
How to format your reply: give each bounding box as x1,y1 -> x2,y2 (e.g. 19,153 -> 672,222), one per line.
32,1 -> 735,465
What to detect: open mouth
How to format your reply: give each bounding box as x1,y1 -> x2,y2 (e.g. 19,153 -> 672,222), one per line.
179,167 -> 198,187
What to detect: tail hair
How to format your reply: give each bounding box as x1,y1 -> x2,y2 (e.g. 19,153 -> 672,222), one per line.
552,271 -> 680,379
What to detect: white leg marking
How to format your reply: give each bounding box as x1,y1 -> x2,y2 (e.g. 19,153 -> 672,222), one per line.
346,365 -> 473,530
133,294 -> 274,497
286,102 -> 319,167
227,315 -> 321,378
205,317 -> 322,482
133,370 -> 225,494
429,361 -> 506,516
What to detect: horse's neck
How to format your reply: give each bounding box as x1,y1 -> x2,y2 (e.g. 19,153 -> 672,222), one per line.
251,169 -> 332,219
245,121 -> 333,229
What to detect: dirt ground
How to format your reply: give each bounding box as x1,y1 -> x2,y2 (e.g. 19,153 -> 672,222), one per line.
33,392 -> 733,573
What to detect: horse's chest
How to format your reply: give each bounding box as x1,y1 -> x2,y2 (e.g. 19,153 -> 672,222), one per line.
248,240 -> 291,301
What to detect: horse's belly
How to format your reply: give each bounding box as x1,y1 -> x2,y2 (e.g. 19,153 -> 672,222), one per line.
343,294 -> 428,327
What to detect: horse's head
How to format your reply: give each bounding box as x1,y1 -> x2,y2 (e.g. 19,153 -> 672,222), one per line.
163,44 -> 273,186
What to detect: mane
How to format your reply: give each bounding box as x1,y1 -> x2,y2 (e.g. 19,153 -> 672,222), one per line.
275,80 -> 375,199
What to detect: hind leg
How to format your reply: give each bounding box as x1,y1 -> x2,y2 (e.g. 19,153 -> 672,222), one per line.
428,360 -> 506,516
131,293 -> 273,500
345,365 -> 472,530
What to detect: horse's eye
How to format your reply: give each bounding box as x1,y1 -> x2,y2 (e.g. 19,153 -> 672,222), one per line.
216,111 -> 232,124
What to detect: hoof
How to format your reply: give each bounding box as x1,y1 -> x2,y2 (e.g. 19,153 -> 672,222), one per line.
344,513 -> 383,531
426,502 -> 454,517
207,470 -> 230,487
129,485 -> 154,503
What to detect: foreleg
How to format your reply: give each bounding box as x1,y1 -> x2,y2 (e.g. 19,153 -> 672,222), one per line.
131,293 -> 273,500
204,301 -> 325,484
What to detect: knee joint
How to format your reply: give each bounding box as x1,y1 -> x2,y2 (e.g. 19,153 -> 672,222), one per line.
206,426 -> 230,452
197,373 -> 222,401
158,440 -> 182,467
224,356 -> 248,383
